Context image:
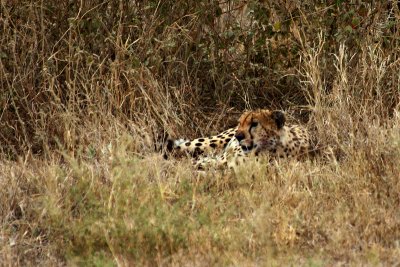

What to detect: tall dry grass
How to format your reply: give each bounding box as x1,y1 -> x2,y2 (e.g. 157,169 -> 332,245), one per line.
1,0 -> 399,265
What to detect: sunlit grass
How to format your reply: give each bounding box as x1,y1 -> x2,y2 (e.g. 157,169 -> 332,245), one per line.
1,120 -> 399,265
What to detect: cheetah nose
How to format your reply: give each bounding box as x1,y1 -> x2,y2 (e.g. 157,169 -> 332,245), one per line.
241,144 -> 254,152
235,132 -> 245,142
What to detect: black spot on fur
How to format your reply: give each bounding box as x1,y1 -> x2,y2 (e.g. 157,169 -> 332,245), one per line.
196,163 -> 204,170
229,133 -> 234,137
198,138 -> 205,142
193,147 -> 203,158
211,139 -> 218,143
195,143 -> 203,147
217,135 -> 223,138
185,142 -> 191,146
166,139 -> 174,151
210,143 -> 217,148
225,138 -> 231,142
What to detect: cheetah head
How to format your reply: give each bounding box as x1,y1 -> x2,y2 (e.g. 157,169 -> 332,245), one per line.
235,109 -> 285,154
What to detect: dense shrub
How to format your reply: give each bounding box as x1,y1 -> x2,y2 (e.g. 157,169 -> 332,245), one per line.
1,0 -> 398,155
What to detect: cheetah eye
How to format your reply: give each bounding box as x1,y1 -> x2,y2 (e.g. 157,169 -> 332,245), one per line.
250,122 -> 258,128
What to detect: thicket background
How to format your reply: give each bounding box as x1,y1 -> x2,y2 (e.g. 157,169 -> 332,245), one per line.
1,0 -> 399,265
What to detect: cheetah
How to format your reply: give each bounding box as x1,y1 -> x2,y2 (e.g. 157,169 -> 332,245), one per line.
166,109 -> 310,169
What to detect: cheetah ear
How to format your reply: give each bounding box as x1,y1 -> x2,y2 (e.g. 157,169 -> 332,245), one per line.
271,110 -> 285,129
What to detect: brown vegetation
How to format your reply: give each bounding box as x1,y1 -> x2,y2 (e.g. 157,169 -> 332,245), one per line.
1,0 -> 399,265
